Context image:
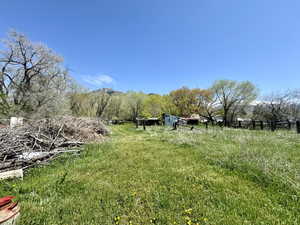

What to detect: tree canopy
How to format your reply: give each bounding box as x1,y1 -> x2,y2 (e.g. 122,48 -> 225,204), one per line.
1,31 -> 298,125
212,80 -> 258,125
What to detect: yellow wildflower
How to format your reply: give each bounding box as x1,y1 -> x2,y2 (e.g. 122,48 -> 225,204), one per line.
184,208 -> 193,215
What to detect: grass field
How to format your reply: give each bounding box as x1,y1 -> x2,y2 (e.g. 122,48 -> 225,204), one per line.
1,124 -> 300,225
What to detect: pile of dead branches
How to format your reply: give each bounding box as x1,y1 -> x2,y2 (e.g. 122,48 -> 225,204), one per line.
0,117 -> 110,173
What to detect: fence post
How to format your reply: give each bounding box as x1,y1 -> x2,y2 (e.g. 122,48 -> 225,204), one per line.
173,122 -> 177,130
252,120 -> 256,130
287,120 -> 291,130
296,121 -> 300,134
271,121 -> 274,131
260,121 -> 264,130
271,121 -> 276,132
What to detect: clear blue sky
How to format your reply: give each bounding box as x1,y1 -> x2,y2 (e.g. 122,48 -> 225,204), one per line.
1,0 -> 300,95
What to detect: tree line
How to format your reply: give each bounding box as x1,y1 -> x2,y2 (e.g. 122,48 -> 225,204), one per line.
1,31 -> 299,125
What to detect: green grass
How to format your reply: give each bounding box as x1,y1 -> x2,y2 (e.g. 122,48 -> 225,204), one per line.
1,124 -> 300,225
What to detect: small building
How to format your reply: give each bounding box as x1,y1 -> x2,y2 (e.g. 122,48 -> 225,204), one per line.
163,114 -> 179,126
190,114 -> 201,119
180,114 -> 200,125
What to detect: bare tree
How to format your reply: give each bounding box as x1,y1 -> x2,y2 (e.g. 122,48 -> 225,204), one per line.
125,92 -> 146,121
253,90 -> 300,121
102,95 -> 123,120
0,30 -> 70,117
0,93 -> 9,116
211,80 -> 258,126
193,89 -> 219,122
93,91 -> 111,118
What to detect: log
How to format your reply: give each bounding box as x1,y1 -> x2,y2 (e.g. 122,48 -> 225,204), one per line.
0,169 -> 23,180
0,162 -> 23,170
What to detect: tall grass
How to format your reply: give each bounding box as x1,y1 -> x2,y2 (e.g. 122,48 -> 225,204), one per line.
0,124 -> 299,224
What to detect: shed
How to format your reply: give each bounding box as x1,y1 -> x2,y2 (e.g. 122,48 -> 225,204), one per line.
163,114 -> 179,126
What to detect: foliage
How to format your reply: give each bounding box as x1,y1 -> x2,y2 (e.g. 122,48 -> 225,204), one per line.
0,30 -> 294,124
192,88 -> 219,121
70,92 -> 95,117
141,94 -> 175,118
160,95 -> 178,115
0,93 -> 10,116
141,94 -> 162,118
168,87 -> 221,120
169,87 -> 197,116
102,95 -> 124,120
69,91 -> 148,121
253,90 -> 300,121
92,91 -> 112,118
212,80 -> 258,125
124,91 -> 147,121
67,81 -> 273,125
0,30 -> 72,118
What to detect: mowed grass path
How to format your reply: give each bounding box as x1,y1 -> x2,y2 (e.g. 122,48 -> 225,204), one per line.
1,124 -> 300,225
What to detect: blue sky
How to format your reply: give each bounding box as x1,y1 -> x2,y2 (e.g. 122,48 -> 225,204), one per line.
1,0 -> 300,95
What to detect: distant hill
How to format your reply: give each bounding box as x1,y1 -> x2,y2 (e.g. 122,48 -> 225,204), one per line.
91,89 -> 159,96
92,88 -> 123,95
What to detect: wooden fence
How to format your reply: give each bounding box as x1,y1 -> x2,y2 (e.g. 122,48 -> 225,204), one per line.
134,118 -> 300,133
175,120 -> 300,133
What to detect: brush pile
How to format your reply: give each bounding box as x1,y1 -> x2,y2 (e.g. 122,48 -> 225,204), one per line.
0,117 -> 109,173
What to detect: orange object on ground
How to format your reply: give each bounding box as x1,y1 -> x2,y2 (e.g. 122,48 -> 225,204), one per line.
0,196 -> 20,225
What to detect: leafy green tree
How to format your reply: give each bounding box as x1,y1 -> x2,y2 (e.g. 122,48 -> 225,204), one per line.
142,94 -> 165,118
70,93 -> 95,116
92,91 -> 111,118
102,95 -> 123,120
169,87 -> 198,117
124,92 -> 147,121
161,95 -> 178,116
